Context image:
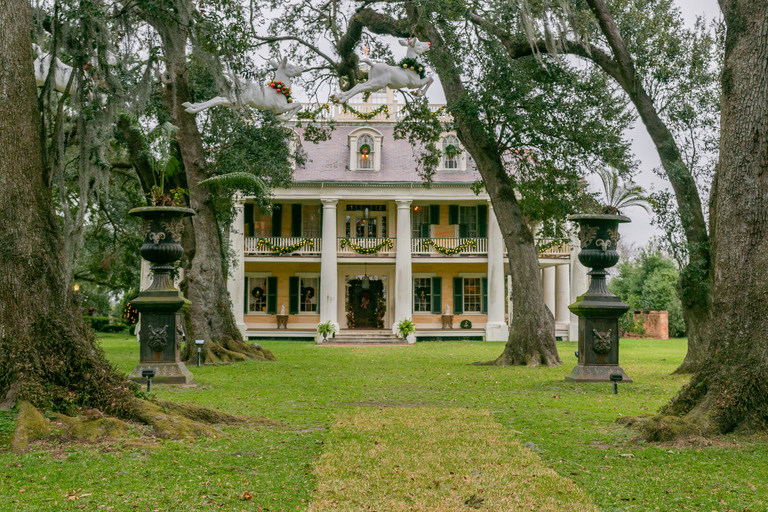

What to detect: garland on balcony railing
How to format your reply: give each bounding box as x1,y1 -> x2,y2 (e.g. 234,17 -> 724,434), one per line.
341,104 -> 390,120
424,238 -> 476,255
296,103 -> 331,120
256,238 -> 315,254
537,239 -> 568,254
339,237 -> 393,254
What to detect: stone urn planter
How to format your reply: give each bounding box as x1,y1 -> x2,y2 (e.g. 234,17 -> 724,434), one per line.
565,213 -> 632,383
127,206 -> 195,385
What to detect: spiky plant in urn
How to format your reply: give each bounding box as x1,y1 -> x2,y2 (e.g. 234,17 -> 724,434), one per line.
127,200 -> 195,385
566,169 -> 649,383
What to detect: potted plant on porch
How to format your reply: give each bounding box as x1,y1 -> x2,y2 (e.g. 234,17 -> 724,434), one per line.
317,321 -> 337,344
397,318 -> 416,344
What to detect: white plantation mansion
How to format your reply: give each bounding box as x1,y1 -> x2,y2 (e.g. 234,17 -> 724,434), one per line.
220,90 -> 587,342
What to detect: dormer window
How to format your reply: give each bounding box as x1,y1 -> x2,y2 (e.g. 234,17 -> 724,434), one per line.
443,135 -> 461,170
358,134 -> 374,170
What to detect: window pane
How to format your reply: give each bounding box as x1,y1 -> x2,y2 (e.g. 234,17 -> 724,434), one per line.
302,205 -> 321,238
414,278 -> 432,312
300,277 -> 318,313
253,211 -> 272,237
459,206 -> 477,238
411,206 -> 430,238
248,277 -> 268,312
443,136 -> 460,170
463,277 -> 482,312
358,135 -> 374,170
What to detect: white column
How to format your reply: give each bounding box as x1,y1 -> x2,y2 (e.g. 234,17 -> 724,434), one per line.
569,231 -> 588,341
320,198 -> 339,339
555,264 -> 571,337
485,202 -> 509,341
228,201 -> 247,338
394,199 -> 414,342
543,266 -> 556,317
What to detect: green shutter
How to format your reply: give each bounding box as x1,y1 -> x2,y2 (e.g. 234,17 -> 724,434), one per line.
419,223 -> 430,238
477,204 -> 488,238
453,277 -> 464,315
267,276 -> 278,314
430,205 -> 440,225
289,276 -> 299,315
459,223 -> 469,238
482,277 -> 488,314
243,277 -> 249,315
431,277 -> 442,315
291,204 -> 302,237
317,277 -> 321,315
271,205 -> 282,237
449,204 -> 459,225
244,203 -> 254,237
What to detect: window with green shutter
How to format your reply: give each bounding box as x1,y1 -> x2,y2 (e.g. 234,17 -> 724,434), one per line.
271,205 -> 282,237
431,277 -> 442,314
430,205 -> 440,225
449,204 -> 459,225
291,204 -> 302,237
453,277 -> 463,315
477,204 -> 488,238
289,276 -> 299,315
481,277 -> 488,314
267,276 -> 278,314
244,203 -> 254,237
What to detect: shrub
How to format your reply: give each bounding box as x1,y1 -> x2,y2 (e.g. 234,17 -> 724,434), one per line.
100,324 -> 127,334
84,316 -> 111,332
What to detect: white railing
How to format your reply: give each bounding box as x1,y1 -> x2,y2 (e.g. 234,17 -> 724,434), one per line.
412,238 -> 488,256
244,237 -> 321,256
501,238 -> 571,259
337,237 -> 396,257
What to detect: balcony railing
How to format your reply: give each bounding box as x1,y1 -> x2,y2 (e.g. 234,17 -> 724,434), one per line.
337,237 -> 396,257
244,237 -> 321,256
412,238 -> 488,256
536,238 -> 571,258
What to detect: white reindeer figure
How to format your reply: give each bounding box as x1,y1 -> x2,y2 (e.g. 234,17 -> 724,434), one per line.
330,38 -> 434,104
33,43 -> 77,94
182,56 -> 304,121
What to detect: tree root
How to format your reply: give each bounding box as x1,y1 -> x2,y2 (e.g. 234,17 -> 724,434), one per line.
473,350 -> 562,367
10,401 -> 51,454
185,337 -> 276,365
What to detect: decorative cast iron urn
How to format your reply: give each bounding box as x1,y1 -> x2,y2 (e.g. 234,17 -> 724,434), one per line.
127,206 -> 195,385
565,213 -> 632,383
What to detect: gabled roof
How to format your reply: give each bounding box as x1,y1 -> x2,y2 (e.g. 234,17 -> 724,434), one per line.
293,123 -> 481,184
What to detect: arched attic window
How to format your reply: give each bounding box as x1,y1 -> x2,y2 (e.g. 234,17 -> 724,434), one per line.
358,134 -> 374,170
442,135 -> 461,170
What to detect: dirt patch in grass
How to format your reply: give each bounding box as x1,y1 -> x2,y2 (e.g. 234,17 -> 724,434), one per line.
309,407 -> 599,511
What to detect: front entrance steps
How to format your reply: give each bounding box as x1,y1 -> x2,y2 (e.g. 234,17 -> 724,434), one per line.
322,329 -> 407,345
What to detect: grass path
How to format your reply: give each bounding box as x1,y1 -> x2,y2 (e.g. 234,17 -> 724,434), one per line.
310,407 -> 598,511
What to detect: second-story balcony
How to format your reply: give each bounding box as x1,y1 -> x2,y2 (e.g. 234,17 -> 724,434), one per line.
243,236 -> 570,259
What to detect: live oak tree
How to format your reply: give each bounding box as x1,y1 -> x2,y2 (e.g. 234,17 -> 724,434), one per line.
0,0 -> 241,442
261,0 -> 634,366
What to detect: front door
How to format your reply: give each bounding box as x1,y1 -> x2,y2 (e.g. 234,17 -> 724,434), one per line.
348,279 -> 384,328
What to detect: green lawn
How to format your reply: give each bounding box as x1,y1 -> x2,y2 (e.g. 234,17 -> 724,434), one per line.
1,334 -> 767,511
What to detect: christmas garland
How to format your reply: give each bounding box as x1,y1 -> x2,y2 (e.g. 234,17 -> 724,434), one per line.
268,80 -> 293,103
339,237 -> 393,254
537,239 -> 568,254
342,104 -> 390,120
397,57 -> 426,79
296,103 -> 331,120
424,238 -> 476,255
256,237 -> 314,254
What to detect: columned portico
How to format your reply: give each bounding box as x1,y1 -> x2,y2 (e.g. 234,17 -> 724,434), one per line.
543,266 -> 556,317
228,201 -> 247,337
320,198 -> 340,337
485,202 -> 509,341
394,199 -> 413,341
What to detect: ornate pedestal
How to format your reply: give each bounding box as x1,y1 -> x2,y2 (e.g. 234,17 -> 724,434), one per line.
128,206 -> 195,385
565,214 -> 632,383
276,315 -> 289,329
441,315 -> 454,329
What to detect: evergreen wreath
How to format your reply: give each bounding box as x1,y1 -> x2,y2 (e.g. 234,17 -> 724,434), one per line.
424,238 -> 476,255
397,57 -> 426,79
268,80 -> 293,103
359,143 -> 371,156
339,237 -> 393,254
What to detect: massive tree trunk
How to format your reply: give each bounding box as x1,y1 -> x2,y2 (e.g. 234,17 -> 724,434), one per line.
149,7 -> 274,364
474,1 -> 712,372
408,5 -> 560,367
0,0 -> 133,414
645,0 -> 768,438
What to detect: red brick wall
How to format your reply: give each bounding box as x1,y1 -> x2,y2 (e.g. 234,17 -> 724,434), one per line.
633,311 -> 669,339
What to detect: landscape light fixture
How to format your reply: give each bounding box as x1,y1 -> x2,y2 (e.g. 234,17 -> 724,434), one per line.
142,368 -> 155,393
195,339 -> 205,367
73,283 -> 80,292
610,373 -> 623,395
